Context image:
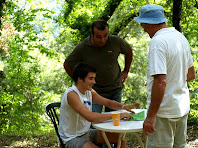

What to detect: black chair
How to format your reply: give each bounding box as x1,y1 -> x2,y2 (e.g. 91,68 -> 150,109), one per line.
45,102 -> 65,148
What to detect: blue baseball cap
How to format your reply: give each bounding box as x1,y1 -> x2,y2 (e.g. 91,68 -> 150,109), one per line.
134,5 -> 168,24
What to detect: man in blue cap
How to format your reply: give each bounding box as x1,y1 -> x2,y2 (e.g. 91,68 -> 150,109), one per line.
134,4 -> 195,148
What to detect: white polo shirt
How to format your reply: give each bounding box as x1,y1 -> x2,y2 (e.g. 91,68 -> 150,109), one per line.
146,27 -> 194,118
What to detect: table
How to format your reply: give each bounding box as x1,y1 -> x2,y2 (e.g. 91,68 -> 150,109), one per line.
92,109 -> 147,148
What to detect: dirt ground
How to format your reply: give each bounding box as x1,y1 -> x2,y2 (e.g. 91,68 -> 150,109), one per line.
0,126 -> 197,148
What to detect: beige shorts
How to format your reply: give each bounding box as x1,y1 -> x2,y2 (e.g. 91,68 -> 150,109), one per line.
147,114 -> 188,148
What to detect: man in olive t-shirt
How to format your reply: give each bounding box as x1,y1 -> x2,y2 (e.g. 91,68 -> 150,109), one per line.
64,20 -> 133,113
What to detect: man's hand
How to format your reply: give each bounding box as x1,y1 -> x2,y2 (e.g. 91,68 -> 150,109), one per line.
143,116 -> 156,135
120,112 -> 132,120
123,102 -> 140,112
120,71 -> 128,83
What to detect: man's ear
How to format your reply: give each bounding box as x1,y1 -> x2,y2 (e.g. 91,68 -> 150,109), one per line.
78,77 -> 83,82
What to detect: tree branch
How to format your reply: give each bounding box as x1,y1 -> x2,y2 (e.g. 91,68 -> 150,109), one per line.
110,13 -> 137,35
64,0 -> 81,21
100,0 -> 122,21
195,0 -> 198,8
0,0 -> 6,29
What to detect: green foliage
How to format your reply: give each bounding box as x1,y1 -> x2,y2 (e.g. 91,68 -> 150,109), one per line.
0,0 -> 198,136
0,0 -> 71,135
182,0 -> 198,46
0,92 -> 11,133
120,34 -> 149,108
1,39 -> 44,134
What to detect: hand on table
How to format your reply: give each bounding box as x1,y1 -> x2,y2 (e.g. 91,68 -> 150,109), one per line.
143,116 -> 156,135
123,102 -> 140,113
120,112 -> 132,120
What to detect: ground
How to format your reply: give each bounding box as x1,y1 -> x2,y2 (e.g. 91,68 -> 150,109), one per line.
0,126 -> 197,148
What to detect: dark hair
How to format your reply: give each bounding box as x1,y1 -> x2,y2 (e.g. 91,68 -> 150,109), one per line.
91,20 -> 109,35
72,62 -> 96,83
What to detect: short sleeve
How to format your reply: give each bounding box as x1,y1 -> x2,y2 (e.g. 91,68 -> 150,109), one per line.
117,37 -> 131,54
148,41 -> 167,76
188,51 -> 194,68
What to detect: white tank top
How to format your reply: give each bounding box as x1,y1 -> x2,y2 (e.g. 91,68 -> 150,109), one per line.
59,85 -> 92,144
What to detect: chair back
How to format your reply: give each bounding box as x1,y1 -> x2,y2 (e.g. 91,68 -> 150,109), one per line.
45,102 -> 64,148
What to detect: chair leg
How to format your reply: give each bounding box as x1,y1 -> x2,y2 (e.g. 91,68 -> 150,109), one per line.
60,144 -> 65,148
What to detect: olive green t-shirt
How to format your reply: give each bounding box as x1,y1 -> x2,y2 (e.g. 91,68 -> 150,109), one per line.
65,35 -> 131,94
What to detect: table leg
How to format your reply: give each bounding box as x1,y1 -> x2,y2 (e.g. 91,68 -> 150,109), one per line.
143,134 -> 147,148
133,132 -> 144,148
117,133 -> 126,148
102,131 -> 111,148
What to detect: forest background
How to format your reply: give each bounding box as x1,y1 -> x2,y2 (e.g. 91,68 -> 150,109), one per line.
0,0 -> 198,147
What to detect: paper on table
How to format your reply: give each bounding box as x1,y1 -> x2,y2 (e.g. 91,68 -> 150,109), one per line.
102,109 -> 146,122
129,111 -> 145,121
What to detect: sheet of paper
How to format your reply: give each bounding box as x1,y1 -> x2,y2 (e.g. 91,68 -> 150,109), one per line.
101,109 -> 147,122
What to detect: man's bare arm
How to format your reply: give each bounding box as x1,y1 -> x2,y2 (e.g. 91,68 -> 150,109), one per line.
67,91 -> 132,123
148,74 -> 166,117
120,49 -> 133,83
187,66 -> 195,82
124,49 -> 133,73
91,89 -> 140,112
143,74 -> 166,135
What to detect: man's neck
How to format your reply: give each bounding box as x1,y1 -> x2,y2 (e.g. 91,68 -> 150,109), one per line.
75,84 -> 86,95
151,23 -> 169,38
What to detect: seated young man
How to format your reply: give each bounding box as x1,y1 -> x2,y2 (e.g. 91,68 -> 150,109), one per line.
59,62 -> 140,148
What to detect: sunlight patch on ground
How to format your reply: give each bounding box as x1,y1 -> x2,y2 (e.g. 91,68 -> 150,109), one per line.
186,139 -> 198,148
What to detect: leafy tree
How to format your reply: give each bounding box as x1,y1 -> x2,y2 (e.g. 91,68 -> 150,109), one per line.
0,0 -> 68,135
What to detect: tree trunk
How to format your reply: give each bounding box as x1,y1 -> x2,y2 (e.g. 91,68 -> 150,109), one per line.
195,0 -> 198,9
0,0 -> 6,30
100,0 -> 122,21
64,0 -> 81,21
172,0 -> 182,32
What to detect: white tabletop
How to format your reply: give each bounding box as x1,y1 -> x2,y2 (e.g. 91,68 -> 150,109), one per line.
92,120 -> 144,133
92,109 -> 147,133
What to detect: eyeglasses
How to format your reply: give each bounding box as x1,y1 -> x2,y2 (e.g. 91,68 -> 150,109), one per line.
83,100 -> 91,106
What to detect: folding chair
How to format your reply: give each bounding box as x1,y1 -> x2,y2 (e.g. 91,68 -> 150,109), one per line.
45,102 -> 65,148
